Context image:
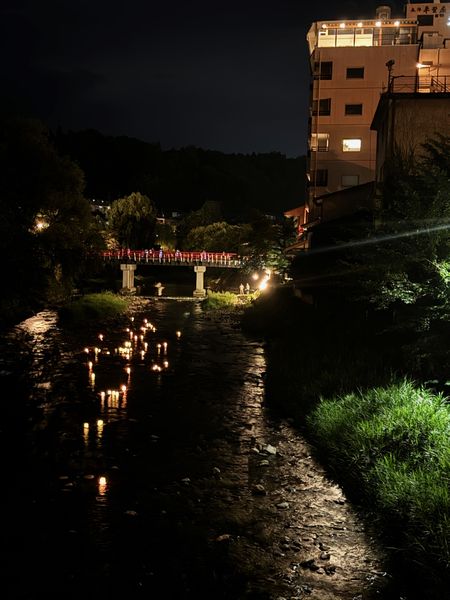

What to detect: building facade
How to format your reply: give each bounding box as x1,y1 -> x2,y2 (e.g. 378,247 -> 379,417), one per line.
297,1 -> 450,237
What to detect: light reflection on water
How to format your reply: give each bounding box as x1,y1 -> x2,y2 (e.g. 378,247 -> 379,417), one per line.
0,298 -> 272,597
15,311 -> 58,336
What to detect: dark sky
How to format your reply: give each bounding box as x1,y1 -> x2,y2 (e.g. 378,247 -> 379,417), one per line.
1,0 -> 405,157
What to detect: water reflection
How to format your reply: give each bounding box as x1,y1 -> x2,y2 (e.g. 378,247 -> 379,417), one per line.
0,301 -> 388,599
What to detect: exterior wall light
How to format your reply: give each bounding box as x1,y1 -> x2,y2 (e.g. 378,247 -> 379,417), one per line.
394,21 -> 400,27
340,22 -> 346,28
375,21 -> 382,27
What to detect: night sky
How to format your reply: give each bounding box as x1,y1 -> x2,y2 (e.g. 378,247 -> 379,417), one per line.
1,0 -> 405,157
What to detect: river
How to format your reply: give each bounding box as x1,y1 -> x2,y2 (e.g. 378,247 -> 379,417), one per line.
1,298 -> 391,599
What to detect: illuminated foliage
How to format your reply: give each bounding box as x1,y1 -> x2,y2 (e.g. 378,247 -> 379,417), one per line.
108,192 -> 157,249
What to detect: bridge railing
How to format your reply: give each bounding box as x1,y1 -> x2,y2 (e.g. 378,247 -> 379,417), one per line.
102,249 -> 243,267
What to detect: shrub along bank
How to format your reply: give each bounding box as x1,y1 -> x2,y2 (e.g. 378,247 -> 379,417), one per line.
242,287 -> 450,595
59,292 -> 129,326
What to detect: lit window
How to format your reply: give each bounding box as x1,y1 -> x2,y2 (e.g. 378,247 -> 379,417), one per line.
342,139 -> 361,152
310,133 -> 330,152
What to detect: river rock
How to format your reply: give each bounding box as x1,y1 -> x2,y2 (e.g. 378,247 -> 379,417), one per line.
252,484 -> 267,495
264,444 -> 277,455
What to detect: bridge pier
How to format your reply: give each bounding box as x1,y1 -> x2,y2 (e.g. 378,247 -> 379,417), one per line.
193,266 -> 206,297
120,263 -> 137,291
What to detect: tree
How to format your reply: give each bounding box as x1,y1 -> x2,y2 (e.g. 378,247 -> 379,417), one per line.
362,143 -> 450,319
184,221 -> 250,252
177,201 -> 223,247
108,192 -> 157,248
0,116 -> 102,311
243,213 -> 296,275
155,222 -> 177,250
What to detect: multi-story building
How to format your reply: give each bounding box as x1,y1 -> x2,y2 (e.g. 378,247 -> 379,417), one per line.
290,1 -> 450,245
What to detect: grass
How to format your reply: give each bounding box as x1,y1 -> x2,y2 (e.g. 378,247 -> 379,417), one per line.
308,380 -> 450,572
59,292 -> 128,326
203,291 -> 239,310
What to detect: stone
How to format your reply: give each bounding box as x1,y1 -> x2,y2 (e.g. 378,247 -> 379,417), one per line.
215,534 -> 231,543
276,501 -> 290,509
265,444 -> 277,455
301,559 -> 319,571
252,484 -> 267,495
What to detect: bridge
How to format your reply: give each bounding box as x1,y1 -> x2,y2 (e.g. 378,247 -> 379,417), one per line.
102,249 -> 244,296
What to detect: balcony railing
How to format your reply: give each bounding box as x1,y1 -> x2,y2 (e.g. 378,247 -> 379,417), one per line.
389,75 -> 450,94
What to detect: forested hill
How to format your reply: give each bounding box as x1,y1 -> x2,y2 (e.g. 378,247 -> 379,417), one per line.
54,129 -> 306,219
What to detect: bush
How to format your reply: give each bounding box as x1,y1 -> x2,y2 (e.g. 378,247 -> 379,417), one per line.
203,291 -> 239,310
59,292 -> 128,326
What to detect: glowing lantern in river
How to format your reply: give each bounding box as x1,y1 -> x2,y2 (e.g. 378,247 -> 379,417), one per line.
98,476 -> 107,495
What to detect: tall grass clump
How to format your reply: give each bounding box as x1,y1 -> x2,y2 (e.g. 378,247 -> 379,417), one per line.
203,291 -> 238,310
59,292 -> 128,326
308,379 -> 450,571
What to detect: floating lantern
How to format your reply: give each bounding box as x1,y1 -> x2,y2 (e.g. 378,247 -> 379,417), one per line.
176,331 -> 181,338
84,347 -> 90,354
98,334 -> 104,341
98,476 -> 107,495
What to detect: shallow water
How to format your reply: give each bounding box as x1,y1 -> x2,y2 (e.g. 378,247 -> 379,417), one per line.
0,299 -> 390,599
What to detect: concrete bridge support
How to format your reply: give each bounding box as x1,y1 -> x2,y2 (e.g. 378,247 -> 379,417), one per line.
193,266 -> 206,297
120,263 -> 137,291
